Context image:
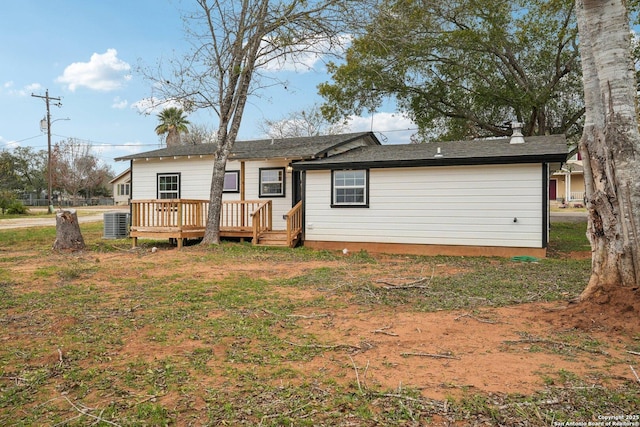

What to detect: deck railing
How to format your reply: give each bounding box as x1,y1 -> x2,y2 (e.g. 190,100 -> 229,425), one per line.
221,200 -> 266,232
129,199 -> 299,247
285,201 -> 303,247
251,200 -> 272,244
569,191 -> 585,202
130,199 -> 272,232
131,199 -> 208,231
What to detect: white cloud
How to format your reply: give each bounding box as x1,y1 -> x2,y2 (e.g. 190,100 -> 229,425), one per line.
97,141 -> 148,156
7,82 -> 42,97
25,83 -> 42,92
0,136 -> 19,149
346,112 -> 417,144
111,96 -> 128,109
56,49 -> 131,92
3,81 -> 13,88
119,141 -> 150,154
130,97 -> 184,115
259,34 -> 351,73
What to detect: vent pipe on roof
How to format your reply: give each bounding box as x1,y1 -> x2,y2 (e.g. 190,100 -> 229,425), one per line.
510,122 -> 525,144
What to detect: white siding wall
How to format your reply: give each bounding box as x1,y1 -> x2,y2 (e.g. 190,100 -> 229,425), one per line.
131,157 -> 293,229
131,157 -> 214,200
242,159 -> 292,229
111,173 -> 131,205
304,164 -> 544,248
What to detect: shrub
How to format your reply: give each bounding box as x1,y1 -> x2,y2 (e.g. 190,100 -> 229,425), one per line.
6,200 -> 28,215
0,191 -> 15,214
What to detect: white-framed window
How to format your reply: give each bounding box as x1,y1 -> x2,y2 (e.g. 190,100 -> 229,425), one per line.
332,169 -> 368,207
157,173 -> 180,199
117,183 -> 130,196
259,167 -> 285,197
223,170 -> 240,193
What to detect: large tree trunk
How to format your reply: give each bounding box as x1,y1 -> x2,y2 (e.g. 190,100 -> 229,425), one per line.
166,130 -> 180,147
201,153 -> 229,245
52,209 -> 86,251
576,0 -> 640,300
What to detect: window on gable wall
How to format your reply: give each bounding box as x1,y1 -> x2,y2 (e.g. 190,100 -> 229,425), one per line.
223,171 -> 240,193
259,168 -> 285,197
157,173 -> 180,199
332,169 -> 369,207
117,183 -> 130,196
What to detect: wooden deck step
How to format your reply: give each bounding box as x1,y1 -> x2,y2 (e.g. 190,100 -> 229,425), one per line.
256,230 -> 302,248
257,230 -> 289,247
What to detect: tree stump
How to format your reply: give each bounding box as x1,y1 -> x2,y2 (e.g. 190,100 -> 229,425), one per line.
52,209 -> 86,251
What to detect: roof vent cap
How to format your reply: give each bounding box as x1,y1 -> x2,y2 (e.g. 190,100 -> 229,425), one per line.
434,147 -> 443,158
510,122 -> 525,144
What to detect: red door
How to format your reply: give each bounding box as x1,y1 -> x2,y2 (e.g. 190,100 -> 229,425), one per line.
549,179 -> 557,200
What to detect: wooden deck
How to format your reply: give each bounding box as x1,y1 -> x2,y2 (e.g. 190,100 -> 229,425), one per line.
129,199 -> 302,248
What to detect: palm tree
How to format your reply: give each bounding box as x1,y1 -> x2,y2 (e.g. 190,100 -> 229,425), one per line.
155,107 -> 190,147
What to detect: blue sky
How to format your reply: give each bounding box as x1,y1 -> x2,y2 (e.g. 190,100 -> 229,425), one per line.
0,1 -> 416,176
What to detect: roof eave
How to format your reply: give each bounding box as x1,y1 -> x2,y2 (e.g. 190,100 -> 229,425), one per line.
293,153 -> 569,171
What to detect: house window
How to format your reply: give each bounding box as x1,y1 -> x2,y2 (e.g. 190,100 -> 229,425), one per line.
259,168 -> 285,197
223,171 -> 240,193
332,170 -> 368,207
117,183 -> 130,196
157,173 -> 180,199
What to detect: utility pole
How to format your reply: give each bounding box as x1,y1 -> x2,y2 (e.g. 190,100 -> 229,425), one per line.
32,89 -> 61,214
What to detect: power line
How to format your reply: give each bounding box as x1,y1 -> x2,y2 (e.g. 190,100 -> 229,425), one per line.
0,134 -> 44,148
50,133 -> 160,148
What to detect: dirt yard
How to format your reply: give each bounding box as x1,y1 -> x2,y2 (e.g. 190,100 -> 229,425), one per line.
1,230 -> 639,424
143,250 -> 640,400
19,247 -> 640,398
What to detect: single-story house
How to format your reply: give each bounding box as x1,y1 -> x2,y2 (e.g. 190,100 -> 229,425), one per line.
116,131 -> 568,257
109,168 -> 131,206
115,133 -> 380,247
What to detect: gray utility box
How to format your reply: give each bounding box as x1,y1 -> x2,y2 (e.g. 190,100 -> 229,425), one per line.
103,212 -> 130,239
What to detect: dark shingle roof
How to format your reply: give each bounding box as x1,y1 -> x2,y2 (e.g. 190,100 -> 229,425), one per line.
115,132 -> 380,161
293,135 -> 569,170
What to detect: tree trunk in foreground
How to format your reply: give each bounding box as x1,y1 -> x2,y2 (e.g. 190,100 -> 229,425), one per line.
576,0 -> 640,300
52,209 -> 86,251
202,154 -> 229,245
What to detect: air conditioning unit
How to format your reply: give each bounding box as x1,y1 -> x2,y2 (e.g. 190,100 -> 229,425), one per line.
103,212 -> 130,239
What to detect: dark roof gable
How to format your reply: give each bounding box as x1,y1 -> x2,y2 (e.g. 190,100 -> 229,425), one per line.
115,132 -> 380,161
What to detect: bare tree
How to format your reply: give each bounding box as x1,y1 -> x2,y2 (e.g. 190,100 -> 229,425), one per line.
51,138 -> 112,205
183,123 -> 218,145
259,104 -> 347,138
575,0 -> 640,300
143,0 -> 355,244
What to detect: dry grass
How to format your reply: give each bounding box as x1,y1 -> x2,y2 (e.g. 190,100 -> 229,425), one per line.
0,221 -> 637,426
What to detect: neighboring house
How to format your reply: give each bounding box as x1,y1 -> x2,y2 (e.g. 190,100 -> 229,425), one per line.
550,151 -> 585,204
110,168 -> 131,206
116,131 -> 568,257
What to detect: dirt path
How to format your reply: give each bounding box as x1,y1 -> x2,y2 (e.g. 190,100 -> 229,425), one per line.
0,207 -> 128,230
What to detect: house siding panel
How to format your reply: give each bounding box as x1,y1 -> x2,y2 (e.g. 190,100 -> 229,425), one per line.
131,157 -> 214,200
304,164 -> 544,248
131,157 -> 292,229
243,159 -> 292,229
